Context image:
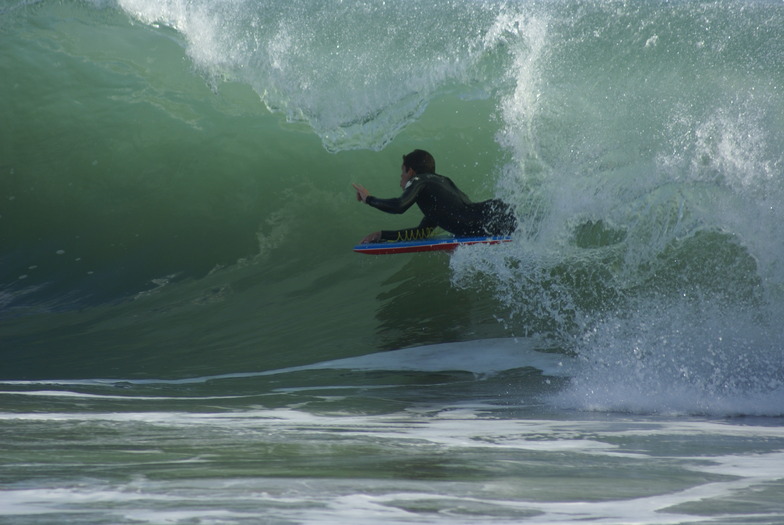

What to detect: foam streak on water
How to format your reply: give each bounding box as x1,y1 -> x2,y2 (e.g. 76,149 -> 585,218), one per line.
1,399 -> 783,524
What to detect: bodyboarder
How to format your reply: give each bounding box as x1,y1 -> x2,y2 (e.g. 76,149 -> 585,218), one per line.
352,149 -> 517,244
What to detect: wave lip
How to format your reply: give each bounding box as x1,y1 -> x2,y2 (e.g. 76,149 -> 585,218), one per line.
113,0 -> 538,151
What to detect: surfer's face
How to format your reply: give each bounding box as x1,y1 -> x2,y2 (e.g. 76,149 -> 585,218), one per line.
400,164 -> 415,189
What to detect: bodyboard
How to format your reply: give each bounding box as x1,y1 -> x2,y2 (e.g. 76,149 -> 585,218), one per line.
353,236 -> 511,255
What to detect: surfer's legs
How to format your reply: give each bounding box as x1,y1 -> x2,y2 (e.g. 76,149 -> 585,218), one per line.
476,199 -> 517,235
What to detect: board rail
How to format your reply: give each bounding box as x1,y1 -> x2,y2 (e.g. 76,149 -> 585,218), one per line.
353,236 -> 512,255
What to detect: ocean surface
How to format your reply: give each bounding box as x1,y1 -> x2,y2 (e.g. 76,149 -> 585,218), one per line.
2,0 -> 784,523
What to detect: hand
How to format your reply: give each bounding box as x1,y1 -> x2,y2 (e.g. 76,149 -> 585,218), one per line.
360,231 -> 381,244
352,183 -> 369,203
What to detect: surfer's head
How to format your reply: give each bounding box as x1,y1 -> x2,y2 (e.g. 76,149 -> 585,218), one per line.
402,149 -> 436,175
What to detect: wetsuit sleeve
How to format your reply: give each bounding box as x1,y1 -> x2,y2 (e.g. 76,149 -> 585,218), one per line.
364,183 -> 421,214
364,178 -> 437,241
379,216 -> 438,242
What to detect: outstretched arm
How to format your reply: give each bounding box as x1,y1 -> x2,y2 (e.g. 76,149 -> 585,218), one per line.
352,180 -> 427,243
352,180 -> 421,214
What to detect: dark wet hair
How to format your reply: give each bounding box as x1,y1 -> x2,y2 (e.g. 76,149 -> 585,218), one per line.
402,149 -> 436,174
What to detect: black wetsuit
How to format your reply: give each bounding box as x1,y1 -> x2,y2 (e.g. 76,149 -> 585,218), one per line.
365,173 -> 517,242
